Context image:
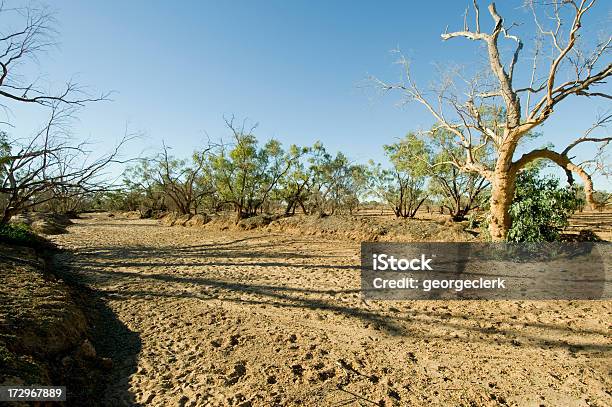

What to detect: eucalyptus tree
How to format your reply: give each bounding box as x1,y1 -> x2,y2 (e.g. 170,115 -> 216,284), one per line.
375,0 -> 611,240
275,146 -> 313,215
307,143 -> 367,216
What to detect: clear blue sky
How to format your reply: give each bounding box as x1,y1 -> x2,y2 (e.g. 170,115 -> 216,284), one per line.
5,0 -> 611,188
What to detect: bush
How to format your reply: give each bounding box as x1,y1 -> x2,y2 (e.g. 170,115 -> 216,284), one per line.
0,223 -> 43,247
507,169 -> 582,242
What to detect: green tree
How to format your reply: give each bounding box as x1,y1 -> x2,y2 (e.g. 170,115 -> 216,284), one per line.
275,146 -> 313,215
123,158 -> 167,215
124,143 -> 215,217
212,117 -> 304,220
307,143 -> 366,216
377,1 -> 611,240
369,133 -> 431,218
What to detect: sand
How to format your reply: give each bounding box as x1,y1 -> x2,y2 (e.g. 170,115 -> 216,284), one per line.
49,213 -> 611,406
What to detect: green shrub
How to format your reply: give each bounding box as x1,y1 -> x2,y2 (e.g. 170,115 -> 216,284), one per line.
0,223 -> 40,246
507,169 -> 582,242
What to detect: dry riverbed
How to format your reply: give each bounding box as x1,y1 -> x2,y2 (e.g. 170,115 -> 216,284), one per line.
49,213 -> 611,406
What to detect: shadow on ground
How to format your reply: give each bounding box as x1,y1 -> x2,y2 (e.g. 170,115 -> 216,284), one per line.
65,237 -> 611,356
54,258 -> 143,407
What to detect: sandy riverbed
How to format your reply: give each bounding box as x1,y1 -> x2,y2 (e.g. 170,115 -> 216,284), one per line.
49,213 -> 611,406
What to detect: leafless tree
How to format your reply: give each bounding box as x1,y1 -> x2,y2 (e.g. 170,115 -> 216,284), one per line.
0,2 -> 108,116
0,1 -> 127,223
156,143 -> 215,216
0,103 -> 132,224
375,0 -> 611,240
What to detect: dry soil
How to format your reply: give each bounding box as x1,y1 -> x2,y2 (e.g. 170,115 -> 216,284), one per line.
49,213 -> 611,406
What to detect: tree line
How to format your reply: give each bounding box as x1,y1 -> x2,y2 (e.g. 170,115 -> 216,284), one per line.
83,114 -> 494,224
0,1 -> 610,243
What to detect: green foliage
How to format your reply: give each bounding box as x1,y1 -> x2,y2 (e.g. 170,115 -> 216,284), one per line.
507,169 -> 582,242
116,127 -> 367,219
369,133 -> 430,218
212,130 -> 306,218
123,146 -> 215,216
87,190 -> 139,213
572,185 -> 611,211
384,133 -> 431,177
466,212 -> 479,229
93,114 -> 595,229
306,143 -> 368,215
123,159 -> 168,213
0,223 -> 40,246
275,147 -> 313,215
0,131 -> 9,161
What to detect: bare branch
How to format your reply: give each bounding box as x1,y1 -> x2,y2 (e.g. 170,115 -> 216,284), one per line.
512,147 -> 601,209
0,4 -> 110,119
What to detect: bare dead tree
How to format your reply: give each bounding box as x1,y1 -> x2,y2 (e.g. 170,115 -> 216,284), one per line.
0,103 -> 133,223
0,2 -> 109,115
431,166 -> 490,221
0,1 -> 129,222
156,142 -> 216,216
374,0 -> 611,240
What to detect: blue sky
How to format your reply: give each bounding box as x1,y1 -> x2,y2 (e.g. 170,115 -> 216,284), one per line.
4,0 -> 611,187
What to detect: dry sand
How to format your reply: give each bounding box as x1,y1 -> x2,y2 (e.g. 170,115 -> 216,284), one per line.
49,213 -> 611,406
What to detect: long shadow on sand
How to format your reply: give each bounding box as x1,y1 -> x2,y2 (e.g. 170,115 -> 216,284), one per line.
54,257 -> 143,407
67,241 -> 612,356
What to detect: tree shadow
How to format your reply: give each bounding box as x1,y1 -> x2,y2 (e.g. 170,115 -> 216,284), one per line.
69,242 -> 612,356
57,230 -> 612,401
55,261 -> 143,406
84,267 -> 406,336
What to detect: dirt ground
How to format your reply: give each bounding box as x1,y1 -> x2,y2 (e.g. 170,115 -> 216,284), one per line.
0,243 -> 87,387
567,211 -> 612,241
49,213 -> 611,407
